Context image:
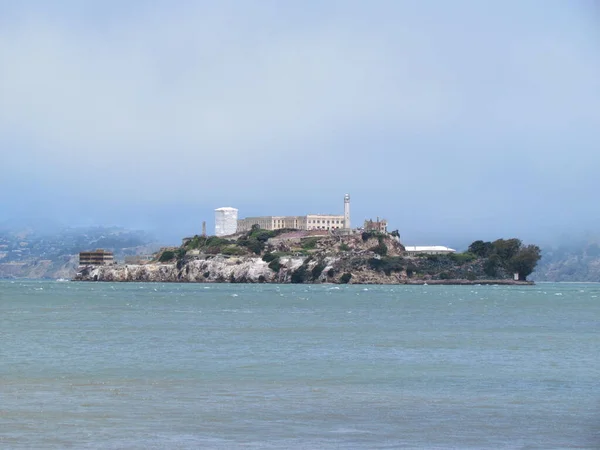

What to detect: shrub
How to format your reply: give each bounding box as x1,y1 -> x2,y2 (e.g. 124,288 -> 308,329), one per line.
439,272 -> 450,280
262,252 -> 277,262
205,236 -> 231,248
301,237 -> 319,250
339,243 -> 350,251
222,246 -> 246,256
340,272 -> 352,284
368,256 -> 404,275
370,243 -> 388,256
311,262 -> 327,280
268,259 -> 281,272
239,239 -> 263,255
159,250 -> 175,262
449,252 -> 477,264
250,228 -> 276,242
291,265 -> 309,283
205,246 -> 222,255
327,268 -> 335,277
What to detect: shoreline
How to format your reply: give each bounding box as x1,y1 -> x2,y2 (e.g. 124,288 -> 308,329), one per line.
400,279 -> 534,286
72,274 -> 534,286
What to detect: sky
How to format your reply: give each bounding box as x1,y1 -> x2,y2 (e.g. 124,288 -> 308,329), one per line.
1,0 -> 599,247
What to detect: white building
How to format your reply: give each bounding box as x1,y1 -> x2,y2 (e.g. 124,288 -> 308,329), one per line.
237,214 -> 345,232
305,214 -> 345,231
236,194 -> 351,233
404,246 -> 456,255
237,216 -> 305,232
214,207 -> 238,236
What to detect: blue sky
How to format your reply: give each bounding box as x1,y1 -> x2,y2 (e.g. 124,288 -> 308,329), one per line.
1,1 -> 599,246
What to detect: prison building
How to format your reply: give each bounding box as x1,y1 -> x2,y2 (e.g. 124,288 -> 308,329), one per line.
79,249 -> 115,266
364,218 -> 388,233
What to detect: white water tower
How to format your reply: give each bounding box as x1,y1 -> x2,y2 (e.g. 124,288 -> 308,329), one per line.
214,207 -> 238,236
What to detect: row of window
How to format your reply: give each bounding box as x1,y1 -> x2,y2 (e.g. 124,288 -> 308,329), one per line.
309,219 -> 343,224
308,225 -> 342,230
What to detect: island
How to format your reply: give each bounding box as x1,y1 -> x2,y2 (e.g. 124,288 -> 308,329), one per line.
74,227 -> 541,285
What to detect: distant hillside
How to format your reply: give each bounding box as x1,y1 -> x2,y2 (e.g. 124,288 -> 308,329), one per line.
0,225 -> 158,279
533,241 -> 600,282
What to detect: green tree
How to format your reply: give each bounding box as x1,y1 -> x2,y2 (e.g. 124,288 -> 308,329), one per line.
468,240 -> 493,257
507,245 -> 541,280
483,254 -> 499,277
491,238 -> 522,261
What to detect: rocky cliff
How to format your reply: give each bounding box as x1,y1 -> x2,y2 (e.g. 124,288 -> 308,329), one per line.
74,231 -> 532,285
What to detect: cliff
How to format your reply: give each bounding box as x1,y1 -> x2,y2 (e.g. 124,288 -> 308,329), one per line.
74,230 -> 533,285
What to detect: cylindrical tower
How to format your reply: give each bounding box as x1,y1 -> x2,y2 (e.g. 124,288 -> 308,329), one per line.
214,207 -> 238,236
343,194 -> 351,229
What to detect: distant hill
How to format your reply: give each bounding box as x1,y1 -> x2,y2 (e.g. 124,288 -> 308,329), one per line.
0,225 -> 158,279
533,240 -> 600,282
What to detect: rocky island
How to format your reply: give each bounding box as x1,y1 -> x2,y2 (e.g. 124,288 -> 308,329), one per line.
74,228 -> 540,285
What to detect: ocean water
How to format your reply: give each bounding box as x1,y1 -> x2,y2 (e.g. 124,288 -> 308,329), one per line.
0,281 -> 599,449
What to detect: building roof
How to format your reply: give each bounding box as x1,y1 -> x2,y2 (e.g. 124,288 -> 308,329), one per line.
215,207 -> 238,212
404,246 -> 456,252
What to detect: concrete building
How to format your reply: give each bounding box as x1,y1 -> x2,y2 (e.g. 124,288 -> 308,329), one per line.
215,207 -> 238,236
237,216 -> 305,232
79,249 -> 114,265
364,218 -> 388,233
236,194 -> 351,233
344,193 -> 351,229
404,246 -> 456,255
237,214 -> 345,232
305,214 -> 345,231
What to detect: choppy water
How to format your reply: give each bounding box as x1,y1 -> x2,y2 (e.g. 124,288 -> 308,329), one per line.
0,281 -> 599,449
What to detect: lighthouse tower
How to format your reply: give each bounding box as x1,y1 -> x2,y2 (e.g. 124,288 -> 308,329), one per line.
343,194 -> 351,229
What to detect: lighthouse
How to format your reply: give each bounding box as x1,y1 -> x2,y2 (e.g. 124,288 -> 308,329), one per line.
343,194 -> 351,229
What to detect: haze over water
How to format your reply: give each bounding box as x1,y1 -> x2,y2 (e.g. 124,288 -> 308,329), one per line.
1,281 -> 598,449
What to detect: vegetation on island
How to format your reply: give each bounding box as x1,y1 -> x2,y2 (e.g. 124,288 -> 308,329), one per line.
467,239 -> 541,281
151,226 -> 542,284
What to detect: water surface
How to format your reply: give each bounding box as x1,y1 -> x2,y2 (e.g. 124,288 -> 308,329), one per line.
1,281 -> 598,448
